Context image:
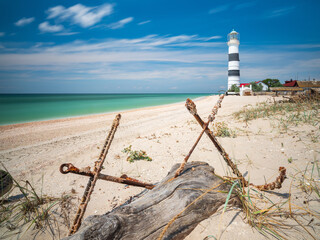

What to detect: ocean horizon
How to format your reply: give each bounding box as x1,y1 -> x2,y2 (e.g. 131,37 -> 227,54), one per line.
0,93 -> 216,126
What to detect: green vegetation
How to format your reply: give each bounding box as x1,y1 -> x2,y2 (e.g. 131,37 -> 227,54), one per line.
213,121 -> 237,138
228,84 -> 240,93
250,82 -> 263,92
261,79 -> 283,91
122,145 -> 152,163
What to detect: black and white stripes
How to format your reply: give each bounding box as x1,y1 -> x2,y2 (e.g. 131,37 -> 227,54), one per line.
228,70 -> 240,76
227,30 -> 240,90
228,53 -> 239,62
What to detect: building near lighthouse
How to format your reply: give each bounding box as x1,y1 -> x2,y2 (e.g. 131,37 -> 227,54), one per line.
227,29 -> 240,90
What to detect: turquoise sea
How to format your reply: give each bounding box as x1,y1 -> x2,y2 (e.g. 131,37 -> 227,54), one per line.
0,94 -> 214,125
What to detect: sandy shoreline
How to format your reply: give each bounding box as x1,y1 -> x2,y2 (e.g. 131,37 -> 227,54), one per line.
1,95 -> 319,239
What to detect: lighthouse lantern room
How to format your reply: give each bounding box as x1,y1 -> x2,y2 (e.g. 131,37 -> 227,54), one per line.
227,30 -> 240,90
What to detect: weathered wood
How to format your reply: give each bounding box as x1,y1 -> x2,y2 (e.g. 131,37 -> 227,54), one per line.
64,162 -> 235,240
0,170 -> 13,197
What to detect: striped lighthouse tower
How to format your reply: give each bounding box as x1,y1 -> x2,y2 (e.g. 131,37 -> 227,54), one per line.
227,29 -> 240,90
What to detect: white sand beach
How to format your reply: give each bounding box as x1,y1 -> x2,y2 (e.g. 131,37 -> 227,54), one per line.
0,95 -> 319,239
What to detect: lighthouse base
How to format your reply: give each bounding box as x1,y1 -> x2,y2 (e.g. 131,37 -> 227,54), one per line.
227,77 -> 240,90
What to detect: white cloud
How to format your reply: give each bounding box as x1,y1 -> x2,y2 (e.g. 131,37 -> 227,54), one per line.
55,32 -> 79,36
209,4 -> 229,14
265,6 -> 295,18
205,36 -> 222,40
46,3 -> 113,28
35,34 -> 221,53
281,44 -> 320,49
0,32 -> 5,37
39,21 -> 64,33
47,6 -> 65,19
108,17 -> 133,29
138,20 -> 151,25
15,17 -> 35,27
0,35 -> 226,70
1,35 -> 319,86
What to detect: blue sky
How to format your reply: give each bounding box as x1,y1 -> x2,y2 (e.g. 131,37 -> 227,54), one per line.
0,0 -> 319,93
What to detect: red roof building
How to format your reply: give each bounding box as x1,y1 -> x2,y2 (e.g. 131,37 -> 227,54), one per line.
283,80 -> 298,87
240,81 -> 264,87
239,83 -> 250,87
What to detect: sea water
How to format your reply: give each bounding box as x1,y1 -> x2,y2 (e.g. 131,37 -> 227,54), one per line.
0,93 -> 214,125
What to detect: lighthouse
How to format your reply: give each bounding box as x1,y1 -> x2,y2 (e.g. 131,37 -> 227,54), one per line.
227,29 -> 240,90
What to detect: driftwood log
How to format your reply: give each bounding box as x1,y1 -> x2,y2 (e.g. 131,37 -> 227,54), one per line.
0,170 -> 13,197
64,161 -> 235,240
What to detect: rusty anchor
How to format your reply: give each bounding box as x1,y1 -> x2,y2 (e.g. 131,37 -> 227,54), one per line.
174,95 -> 225,177
61,114 -> 154,235
180,96 -> 286,190
60,163 -> 154,190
